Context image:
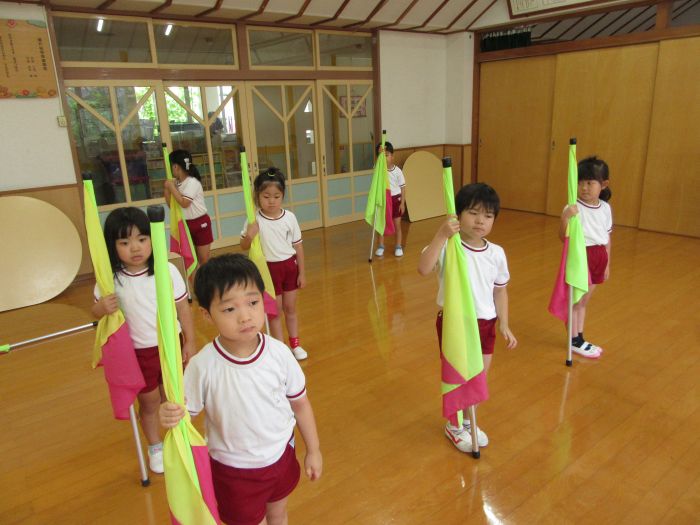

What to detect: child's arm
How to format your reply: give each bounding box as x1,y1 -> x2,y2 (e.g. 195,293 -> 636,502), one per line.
494,287 -> 517,349
604,236 -> 612,281
294,242 -> 306,289
417,218 -> 459,275
175,299 -> 197,365
91,294 -> 119,318
239,223 -> 258,250
559,204 -> 579,241
290,396 -> 322,481
163,180 -> 192,208
399,186 -> 406,215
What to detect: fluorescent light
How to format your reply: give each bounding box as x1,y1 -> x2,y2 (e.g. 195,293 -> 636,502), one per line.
165,24 -> 173,36
96,18 -> 104,32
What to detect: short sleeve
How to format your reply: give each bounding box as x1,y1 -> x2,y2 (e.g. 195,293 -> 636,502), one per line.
282,349 -> 306,400
494,247 -> 510,287
606,205 -> 613,234
168,262 -> 188,302
93,282 -> 101,301
183,357 -> 205,416
396,167 -> 406,187
241,219 -> 249,237
290,213 -> 302,245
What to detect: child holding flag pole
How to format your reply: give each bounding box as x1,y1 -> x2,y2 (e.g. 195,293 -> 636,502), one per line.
550,140 -> 612,362
419,159 -> 517,456
365,130 -> 395,262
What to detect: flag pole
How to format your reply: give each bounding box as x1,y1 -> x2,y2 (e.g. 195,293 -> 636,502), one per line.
129,404 -> 150,486
467,405 -> 480,459
0,321 -> 97,353
567,285 -> 573,366
369,209 -> 378,263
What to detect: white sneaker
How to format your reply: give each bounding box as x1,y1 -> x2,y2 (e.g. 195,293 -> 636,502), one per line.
463,422 -> 489,447
444,423 -> 473,453
148,444 -> 164,474
394,246 -> 404,257
292,346 -> 308,361
571,343 -> 601,359
375,245 -> 385,257
582,340 -> 604,354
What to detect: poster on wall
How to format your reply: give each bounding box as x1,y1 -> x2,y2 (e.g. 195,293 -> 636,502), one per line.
0,19 -> 57,99
508,0 -> 610,18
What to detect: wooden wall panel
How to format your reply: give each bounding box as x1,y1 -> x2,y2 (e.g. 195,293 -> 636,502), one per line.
639,37 -> 700,237
546,44 -> 658,227
478,56 -> 556,213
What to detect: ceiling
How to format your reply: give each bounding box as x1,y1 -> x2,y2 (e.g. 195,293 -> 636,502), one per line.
39,0 -> 608,34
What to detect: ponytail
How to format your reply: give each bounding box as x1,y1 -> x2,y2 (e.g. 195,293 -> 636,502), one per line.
169,149 -> 201,182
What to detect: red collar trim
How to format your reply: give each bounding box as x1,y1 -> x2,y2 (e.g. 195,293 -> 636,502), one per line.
461,240 -> 489,252
213,334 -> 265,365
259,210 -> 286,221
119,268 -> 149,277
577,199 -> 602,209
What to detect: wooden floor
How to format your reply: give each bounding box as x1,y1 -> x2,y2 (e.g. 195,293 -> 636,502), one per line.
1,210 -> 699,524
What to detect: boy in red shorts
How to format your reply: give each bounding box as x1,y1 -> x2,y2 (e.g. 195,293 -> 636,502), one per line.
160,254 -> 322,525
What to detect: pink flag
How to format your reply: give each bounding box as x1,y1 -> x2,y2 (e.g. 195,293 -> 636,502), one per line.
548,238 -> 570,323
98,323 -> 145,420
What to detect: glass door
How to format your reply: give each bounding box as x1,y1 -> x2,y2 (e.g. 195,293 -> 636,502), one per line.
244,81 -> 322,230
317,80 -> 374,226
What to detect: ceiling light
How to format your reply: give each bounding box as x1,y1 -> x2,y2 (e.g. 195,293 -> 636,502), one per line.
96,18 -> 104,32
165,24 -> 173,36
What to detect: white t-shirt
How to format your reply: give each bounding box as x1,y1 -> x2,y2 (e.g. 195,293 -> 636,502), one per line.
242,209 -> 302,262
435,239 -> 510,320
177,176 -> 207,220
184,334 -> 307,469
94,262 -> 187,348
577,199 -> 613,246
388,166 -> 406,197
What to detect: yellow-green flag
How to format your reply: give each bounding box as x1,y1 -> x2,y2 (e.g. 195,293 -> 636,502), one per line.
240,147 -> 278,317
83,177 -> 144,419
148,206 -> 220,525
364,131 -> 394,235
439,158 -> 488,426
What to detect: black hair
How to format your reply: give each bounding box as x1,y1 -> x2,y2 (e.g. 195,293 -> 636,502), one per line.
577,156 -> 611,202
455,183 -> 501,217
194,254 -> 265,311
376,141 -> 394,156
169,149 -> 202,182
103,207 -> 154,277
254,167 -> 286,197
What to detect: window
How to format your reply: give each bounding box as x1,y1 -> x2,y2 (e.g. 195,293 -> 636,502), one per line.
154,22 -> 236,66
248,28 -> 314,68
318,32 -> 372,68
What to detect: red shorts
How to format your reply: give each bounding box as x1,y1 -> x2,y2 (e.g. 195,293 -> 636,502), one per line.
210,439 -> 301,525
436,312 -> 497,355
391,194 -> 403,219
135,334 -> 183,394
587,245 -> 608,285
267,256 -> 299,295
134,346 -> 162,394
186,214 -> 214,246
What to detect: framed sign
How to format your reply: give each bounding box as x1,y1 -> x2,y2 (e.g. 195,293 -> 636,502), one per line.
508,0 -> 613,18
0,19 -> 57,99
339,95 -> 367,118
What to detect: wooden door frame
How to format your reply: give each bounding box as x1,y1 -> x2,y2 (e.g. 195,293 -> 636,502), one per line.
316,79 -> 375,227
